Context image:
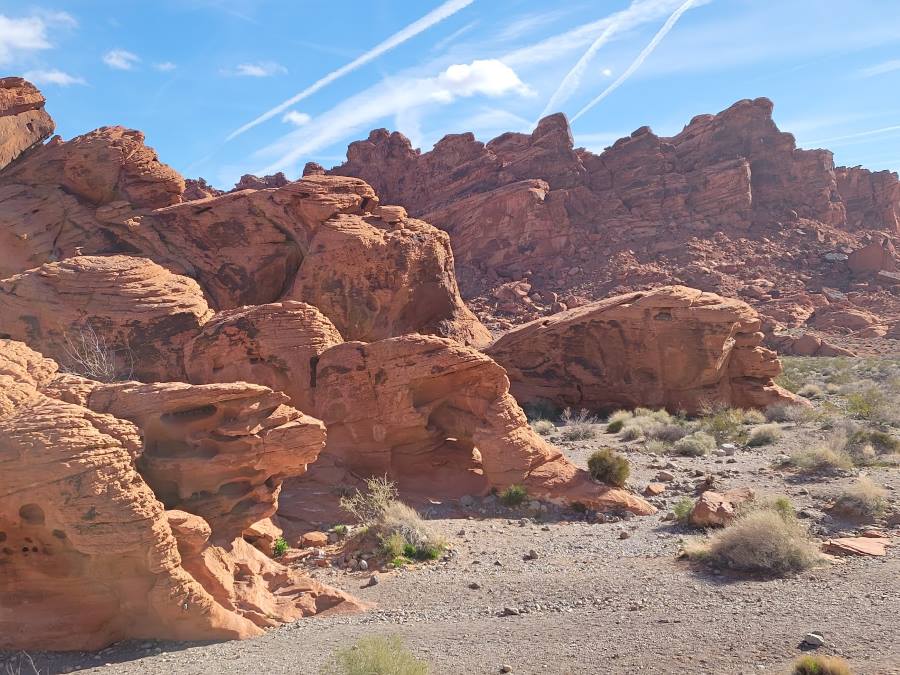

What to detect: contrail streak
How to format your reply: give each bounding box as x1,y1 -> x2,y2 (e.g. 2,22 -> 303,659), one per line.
572,0 -> 696,122
226,0 -> 475,140
805,124 -> 900,146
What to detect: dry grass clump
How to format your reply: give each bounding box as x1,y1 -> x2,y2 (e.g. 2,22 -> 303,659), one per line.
783,429 -> 854,473
500,484 -> 528,507
531,419 -> 555,436
697,403 -> 746,443
832,477 -> 888,520
791,654 -> 852,675
323,635 -> 428,675
613,408 -> 682,442
765,401 -> 816,424
587,448 -> 630,487
605,409 -> 631,433
742,409 -> 767,425
340,477 -> 445,562
798,383 -> 824,399
644,438 -> 671,455
746,423 -> 782,447
63,325 -> 133,383
684,503 -> 820,576
560,407 -> 598,441
673,431 -> 716,457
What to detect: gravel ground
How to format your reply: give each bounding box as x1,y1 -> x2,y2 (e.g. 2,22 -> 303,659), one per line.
4,415 -> 899,675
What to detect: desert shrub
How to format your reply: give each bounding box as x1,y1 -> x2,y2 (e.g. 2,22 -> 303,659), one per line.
673,431 -> 716,457
272,536 -> 289,557
62,325 -> 133,383
798,383 -> 824,399
850,429 -> 900,455
843,382 -> 900,426
673,497 -> 694,524
560,407 -> 598,441
341,478 -> 444,562
791,654 -> 852,675
784,447 -> 854,472
333,524 -> 348,537
607,410 -> 632,425
645,439 -> 670,455
825,383 -> 841,394
500,484 -> 528,507
606,419 -> 625,433
747,423 -> 782,447
619,425 -> 643,441
685,505 -> 820,576
323,635 -> 428,675
697,404 -> 745,443
766,401 -> 813,424
587,448 -> 630,486
645,422 -> 688,443
833,477 -> 887,520
531,419 -> 555,436
742,409 -> 767,425
340,476 -> 399,525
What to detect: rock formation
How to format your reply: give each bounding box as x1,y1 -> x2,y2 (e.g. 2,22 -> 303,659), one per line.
0,77 -> 55,173
0,86 -> 489,347
0,255 -> 212,382
485,286 -> 802,414
332,98 -> 900,352
0,339 -> 360,651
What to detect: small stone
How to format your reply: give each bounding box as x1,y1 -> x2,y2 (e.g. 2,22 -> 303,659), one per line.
365,574 -> 379,587
460,495 -> 476,508
655,470 -> 675,482
523,549 -> 539,561
720,443 -> 737,456
618,530 -> 630,540
358,559 -> 369,571
500,665 -> 513,673
502,607 -> 520,616
802,632 -> 825,648
468,581 -> 481,590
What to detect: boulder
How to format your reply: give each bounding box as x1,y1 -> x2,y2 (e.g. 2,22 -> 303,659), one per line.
0,255 -> 212,382
689,488 -> 755,527
486,286 -> 802,414
0,77 -> 55,172
282,334 -> 653,521
822,536 -> 890,556
0,339 -> 361,651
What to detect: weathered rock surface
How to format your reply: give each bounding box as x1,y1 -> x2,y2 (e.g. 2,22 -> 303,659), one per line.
332,98 -> 900,352
486,286 -> 801,414
0,339 -> 360,651
0,255 -> 212,381
282,334 -> 653,519
689,488 -> 755,528
0,77 -> 55,173
185,301 -> 342,411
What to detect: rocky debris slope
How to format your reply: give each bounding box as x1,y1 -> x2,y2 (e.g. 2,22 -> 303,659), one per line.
0,339 -> 361,651
0,85 -> 488,346
331,98 -> 900,353
485,286 -> 803,414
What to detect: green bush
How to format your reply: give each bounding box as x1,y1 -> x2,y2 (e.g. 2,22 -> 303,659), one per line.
333,524 -> 348,536
587,448 -> 630,487
673,431 -> 716,456
272,536 -> 289,558
531,419 -> 555,436
698,404 -> 746,443
673,497 -> 694,524
606,419 -> 625,433
742,409 -> 767,425
500,484 -> 528,507
323,635 -> 429,675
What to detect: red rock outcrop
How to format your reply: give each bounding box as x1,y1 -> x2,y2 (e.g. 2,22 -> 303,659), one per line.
281,334 -> 653,519
689,488 -> 755,528
185,301 -> 343,412
0,339 -> 360,651
0,255 -> 212,381
0,77 -> 55,172
485,286 -> 802,414
332,98 -> 900,352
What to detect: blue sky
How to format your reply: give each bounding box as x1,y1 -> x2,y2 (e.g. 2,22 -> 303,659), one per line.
3,0 -> 900,188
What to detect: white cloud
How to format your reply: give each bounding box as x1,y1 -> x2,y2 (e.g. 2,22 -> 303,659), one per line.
232,61 -> 287,77
23,68 -> 85,86
573,0 -> 698,121
33,9 -> 77,28
0,15 -> 51,63
226,0 -> 476,140
601,67 -> 613,77
154,61 -> 177,72
858,59 -> 900,78
282,110 -> 311,126
254,58 -> 533,174
103,49 -> 140,70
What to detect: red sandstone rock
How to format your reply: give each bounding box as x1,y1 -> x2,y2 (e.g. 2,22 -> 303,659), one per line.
0,255 -> 212,382
0,77 -> 55,172
0,339 -> 361,651
822,536 -> 890,557
183,177 -> 224,200
486,286 -> 802,414
233,172 -> 289,191
282,334 -> 653,520
689,488 -> 755,528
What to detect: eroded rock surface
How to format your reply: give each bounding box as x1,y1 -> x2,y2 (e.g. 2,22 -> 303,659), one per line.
0,339 -> 359,651
486,286 -> 802,414
0,77 -> 55,173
